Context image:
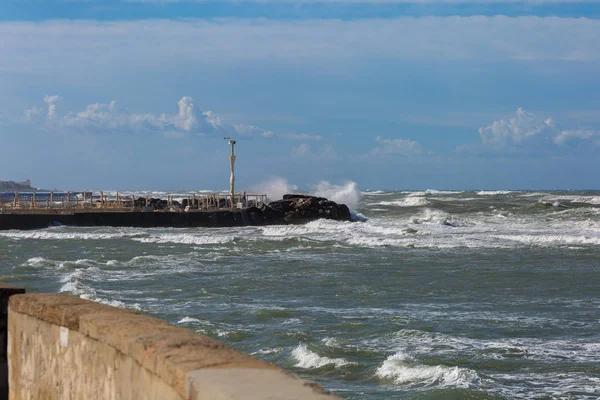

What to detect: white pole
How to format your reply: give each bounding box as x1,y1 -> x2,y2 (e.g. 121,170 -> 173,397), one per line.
229,140 -> 236,209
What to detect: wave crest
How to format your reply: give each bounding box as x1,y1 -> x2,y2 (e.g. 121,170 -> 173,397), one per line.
376,352 -> 480,388
292,343 -> 353,369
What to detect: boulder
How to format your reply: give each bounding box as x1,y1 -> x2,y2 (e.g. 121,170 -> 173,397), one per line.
266,194 -> 352,224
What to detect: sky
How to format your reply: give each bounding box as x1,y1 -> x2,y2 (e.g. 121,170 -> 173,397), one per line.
1,0 -> 600,191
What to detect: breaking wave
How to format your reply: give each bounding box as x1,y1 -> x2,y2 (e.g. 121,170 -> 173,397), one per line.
376,352 -> 480,388
375,197 -> 429,207
292,344 -> 353,369
477,190 -> 513,196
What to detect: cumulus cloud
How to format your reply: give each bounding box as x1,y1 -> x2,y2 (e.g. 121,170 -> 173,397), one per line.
472,108 -> 600,150
24,105 -> 41,121
24,95 -> 283,139
23,95 -> 331,144
478,107 -> 556,146
369,136 -> 422,156
292,143 -> 311,157
43,95 -> 62,120
553,129 -> 600,145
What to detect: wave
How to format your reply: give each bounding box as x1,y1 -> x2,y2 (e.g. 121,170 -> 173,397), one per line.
375,197 -> 429,207
376,351 -> 480,388
292,344 -> 353,369
379,328 -> 600,365
424,190 -> 464,195
362,190 -> 388,196
0,230 -> 140,241
494,234 -> 600,247
477,190 -> 513,196
133,233 -> 234,245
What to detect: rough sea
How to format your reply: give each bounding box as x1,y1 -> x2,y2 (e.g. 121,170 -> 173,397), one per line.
1,184 -> 599,399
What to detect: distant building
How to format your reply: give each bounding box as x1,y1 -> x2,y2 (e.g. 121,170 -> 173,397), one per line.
0,180 -> 36,192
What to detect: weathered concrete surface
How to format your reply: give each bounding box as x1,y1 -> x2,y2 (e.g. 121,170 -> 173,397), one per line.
8,294 -> 338,400
0,284 -> 25,400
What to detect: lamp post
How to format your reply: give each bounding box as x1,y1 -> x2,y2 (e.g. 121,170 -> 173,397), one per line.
225,138 -> 236,209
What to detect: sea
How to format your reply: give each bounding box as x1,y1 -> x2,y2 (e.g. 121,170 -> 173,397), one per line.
1,183 -> 599,399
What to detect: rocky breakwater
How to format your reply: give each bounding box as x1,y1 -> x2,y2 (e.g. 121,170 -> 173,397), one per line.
259,194 -> 354,224
0,194 -> 356,230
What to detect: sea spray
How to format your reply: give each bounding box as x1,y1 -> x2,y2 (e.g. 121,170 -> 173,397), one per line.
313,181 -> 362,211
251,177 -> 363,211
251,177 -> 299,203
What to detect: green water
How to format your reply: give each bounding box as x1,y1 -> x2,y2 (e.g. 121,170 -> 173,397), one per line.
1,190 -> 599,399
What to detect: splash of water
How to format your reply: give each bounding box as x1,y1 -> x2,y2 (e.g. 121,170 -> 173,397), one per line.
251,177 -> 299,202
313,181 -> 362,211
251,177 -> 363,211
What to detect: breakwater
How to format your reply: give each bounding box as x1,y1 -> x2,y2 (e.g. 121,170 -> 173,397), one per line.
0,194 -> 354,230
0,283 -> 337,400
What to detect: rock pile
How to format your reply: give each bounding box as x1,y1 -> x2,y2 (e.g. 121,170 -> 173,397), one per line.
264,194 -> 353,224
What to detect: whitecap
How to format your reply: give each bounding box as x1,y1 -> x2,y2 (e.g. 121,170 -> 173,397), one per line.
376,351 -> 480,388
292,343 -> 352,369
376,197 -> 429,207
477,190 -> 513,195
133,233 -> 234,245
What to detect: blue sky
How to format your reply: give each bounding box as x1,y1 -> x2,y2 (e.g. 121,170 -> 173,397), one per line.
1,1 -> 600,191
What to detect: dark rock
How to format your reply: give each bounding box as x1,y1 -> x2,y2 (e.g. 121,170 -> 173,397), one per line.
267,194 -> 353,224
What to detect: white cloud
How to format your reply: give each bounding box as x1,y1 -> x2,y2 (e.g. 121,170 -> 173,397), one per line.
43,94 -> 62,120
292,143 -> 311,157
24,95 -> 264,137
24,105 -> 41,121
473,108 -> 600,150
1,17 -> 600,81
478,107 -> 556,146
369,136 -> 422,155
23,96 -> 331,144
553,129 -> 600,145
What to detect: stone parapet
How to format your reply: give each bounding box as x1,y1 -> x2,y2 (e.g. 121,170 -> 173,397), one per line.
0,283 -> 26,400
8,294 -> 338,400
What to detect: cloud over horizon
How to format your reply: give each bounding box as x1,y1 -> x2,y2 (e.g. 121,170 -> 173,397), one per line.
22,95 -> 324,142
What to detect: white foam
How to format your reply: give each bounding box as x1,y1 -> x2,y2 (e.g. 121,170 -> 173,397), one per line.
292,344 -> 352,369
177,316 -> 204,324
376,351 -> 480,388
321,337 -> 341,347
313,181 -> 362,211
376,197 -> 429,207
0,230 -> 139,241
495,234 -> 600,247
362,190 -> 388,196
477,190 -> 513,195
424,189 -> 463,195
133,233 -> 234,245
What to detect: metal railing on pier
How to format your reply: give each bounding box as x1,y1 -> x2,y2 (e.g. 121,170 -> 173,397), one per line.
0,192 -> 267,214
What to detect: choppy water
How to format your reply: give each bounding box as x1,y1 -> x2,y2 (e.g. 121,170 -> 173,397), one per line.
1,188 -> 599,399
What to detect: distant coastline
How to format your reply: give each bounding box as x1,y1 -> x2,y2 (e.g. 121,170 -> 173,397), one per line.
0,180 -> 43,192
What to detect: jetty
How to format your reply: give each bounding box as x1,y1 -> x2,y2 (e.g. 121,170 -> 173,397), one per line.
0,141 -> 354,230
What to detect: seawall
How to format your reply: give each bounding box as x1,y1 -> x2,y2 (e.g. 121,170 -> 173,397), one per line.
1,286 -> 337,399
0,209 -> 282,231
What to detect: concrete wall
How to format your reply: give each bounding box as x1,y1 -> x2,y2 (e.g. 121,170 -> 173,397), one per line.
8,294 -> 338,400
